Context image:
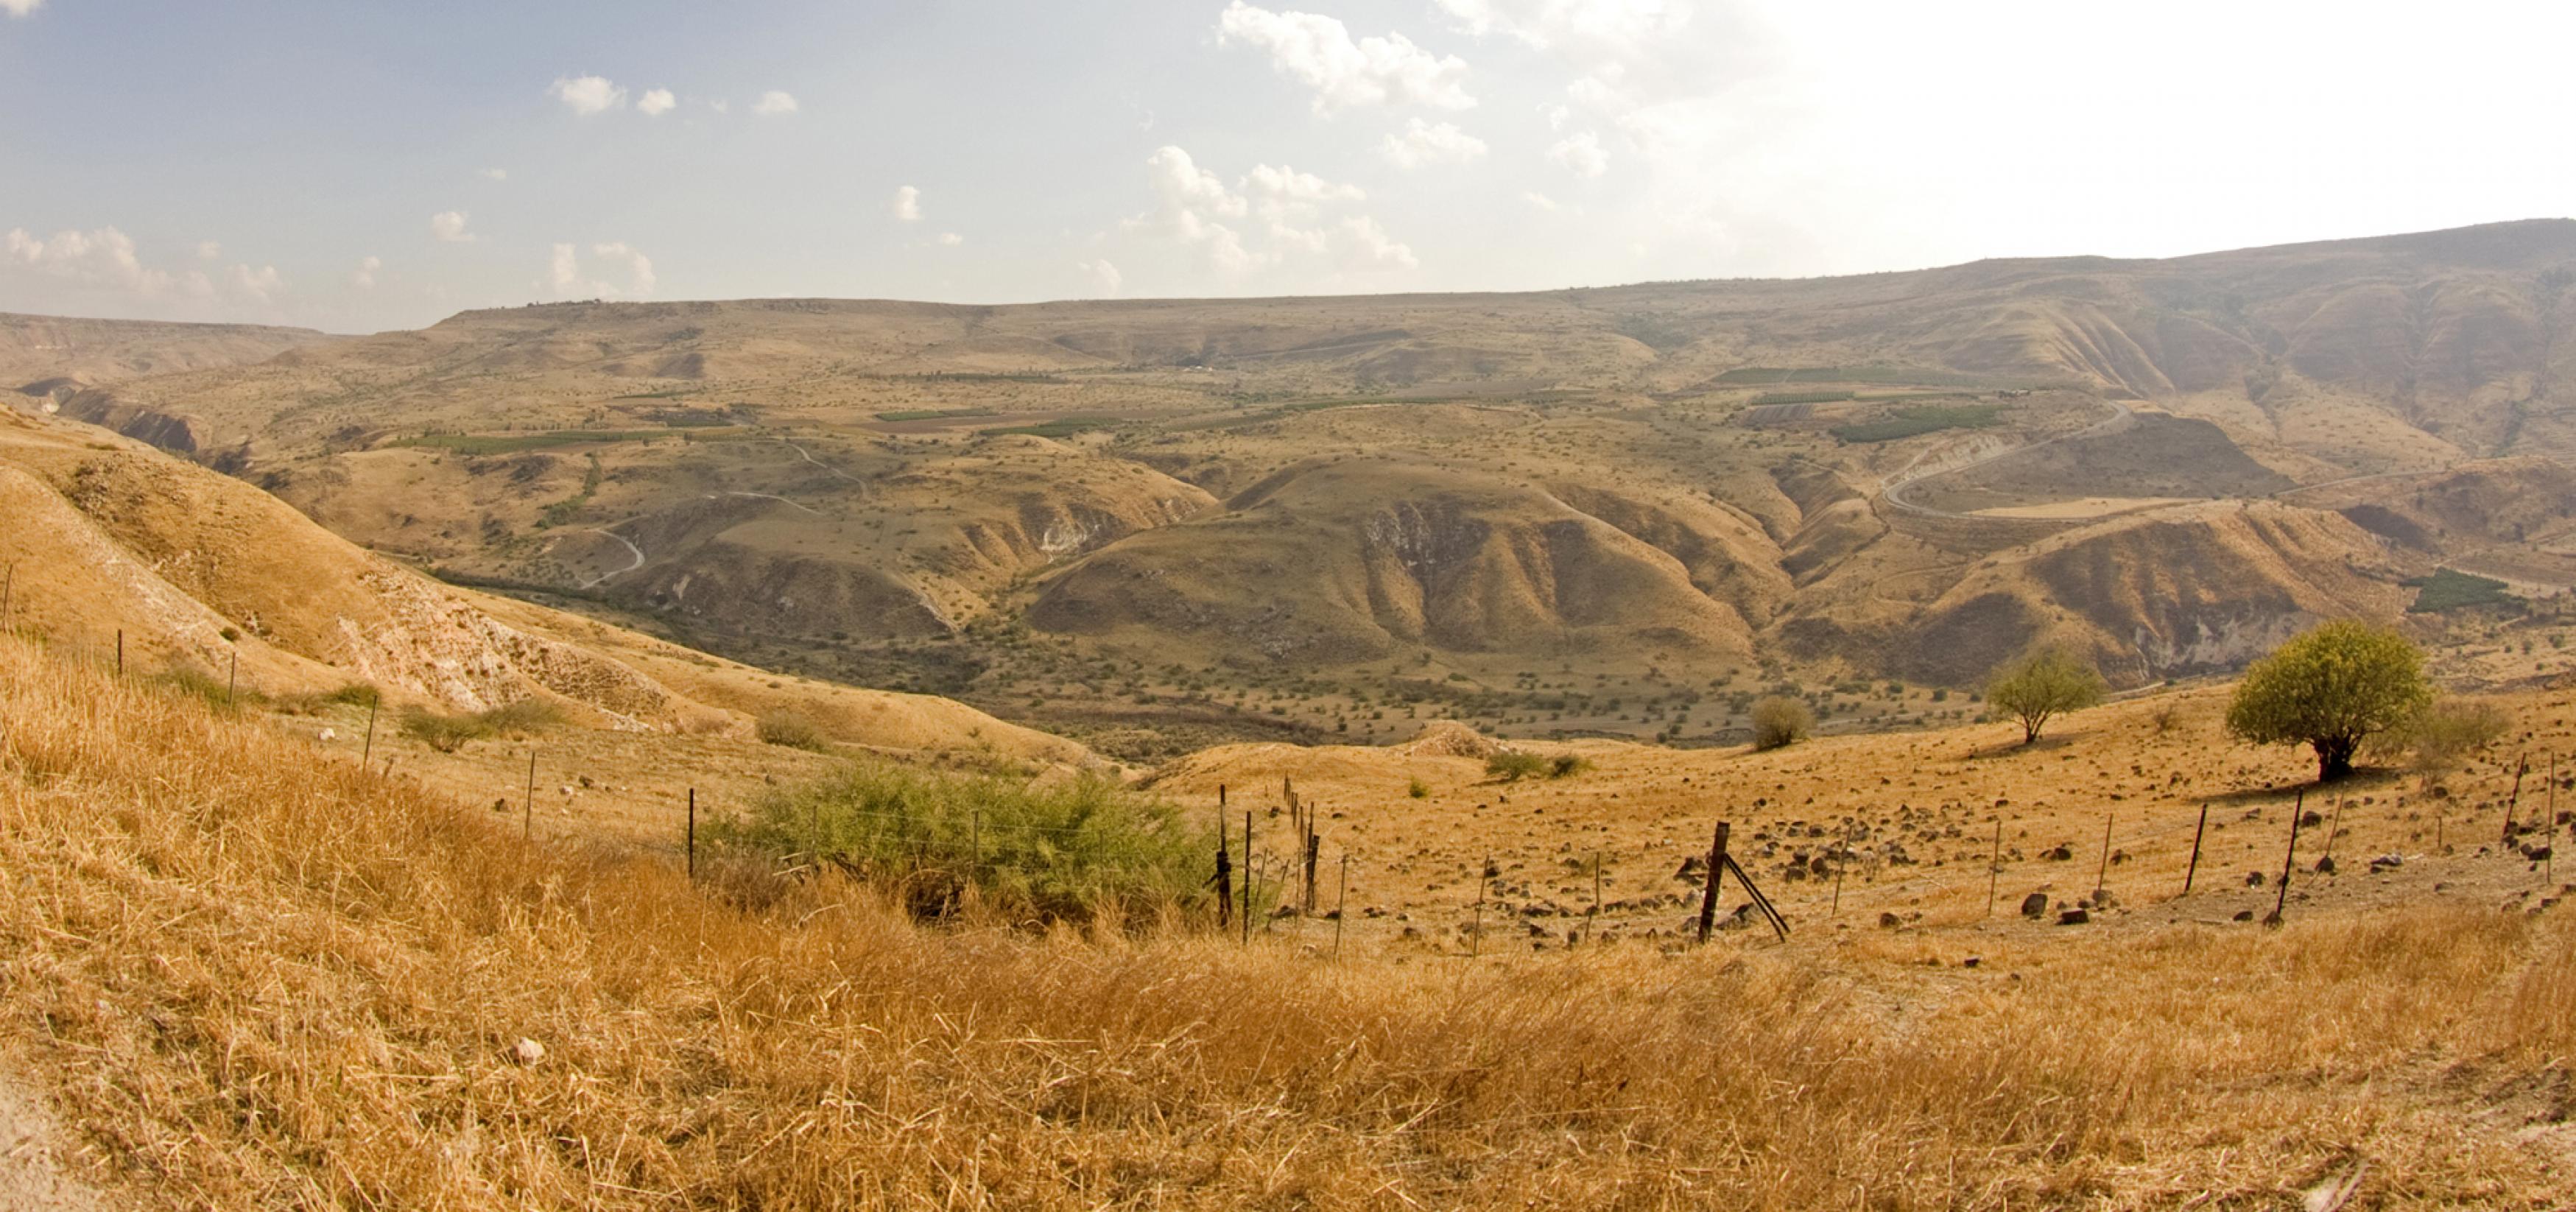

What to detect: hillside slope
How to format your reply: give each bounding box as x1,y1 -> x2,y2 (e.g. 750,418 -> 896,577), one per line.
0,409 -> 1091,766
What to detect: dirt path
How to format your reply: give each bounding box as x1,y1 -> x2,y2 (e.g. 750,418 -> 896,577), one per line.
1879,398 -> 2133,518
576,526 -> 645,590
0,1068 -> 104,1211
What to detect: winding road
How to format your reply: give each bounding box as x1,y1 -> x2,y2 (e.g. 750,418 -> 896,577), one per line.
577,526 -> 644,590
1877,398 -> 2135,520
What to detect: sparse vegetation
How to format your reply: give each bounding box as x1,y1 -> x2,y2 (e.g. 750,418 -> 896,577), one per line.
2380,696 -> 2513,780
398,697 -> 563,752
1485,750 -> 1548,781
1750,696 -> 1814,750
756,708 -> 829,750
1985,645 -> 2108,744
2225,620 -> 2434,781
712,758 -> 1211,922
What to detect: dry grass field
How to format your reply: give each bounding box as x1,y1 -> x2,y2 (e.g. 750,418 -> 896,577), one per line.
4,635 -> 2574,1208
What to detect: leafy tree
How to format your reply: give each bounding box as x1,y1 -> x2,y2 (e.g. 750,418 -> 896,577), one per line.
1750,696 -> 1813,751
1485,750 -> 1547,782
2225,620 -> 2433,781
1985,644 -> 2108,744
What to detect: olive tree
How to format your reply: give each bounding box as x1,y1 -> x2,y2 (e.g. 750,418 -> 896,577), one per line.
1985,644 -> 2108,744
2225,620 -> 2432,782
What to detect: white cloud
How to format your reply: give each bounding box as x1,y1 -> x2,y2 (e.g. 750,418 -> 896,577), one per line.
892,185 -> 922,222
227,264 -> 282,303
196,240 -> 222,260
479,167 -> 509,182
752,90 -> 799,115
548,74 -> 627,116
1217,1 -> 1474,114
1379,118 -> 1488,169
935,232 -> 964,247
429,211 -> 474,242
1524,190 -> 1560,211
353,256 -> 381,289
1549,130 -> 1608,178
1077,258 -> 1122,297
6,226 -> 161,294
549,242 -> 655,297
1,0 -> 41,18
637,88 -> 677,116
708,99 -> 731,114
1125,146 -> 1410,277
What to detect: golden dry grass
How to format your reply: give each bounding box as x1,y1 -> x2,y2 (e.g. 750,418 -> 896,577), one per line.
2,635 -> 2573,1208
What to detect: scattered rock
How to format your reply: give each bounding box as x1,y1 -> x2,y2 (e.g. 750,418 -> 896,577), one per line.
2041,844 -> 2074,862
2313,855 -> 2337,875
2056,907 -> 2090,926
510,1038 -> 545,1066
317,727 -> 337,741
2232,909 -> 2255,922
1876,911 -> 1901,930
2368,853 -> 2403,872
1961,956 -> 1982,968
2019,892 -> 2049,918
2245,870 -> 2266,887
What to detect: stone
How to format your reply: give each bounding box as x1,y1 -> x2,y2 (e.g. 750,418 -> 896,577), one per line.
2056,907 -> 2090,926
2019,892 -> 2049,918
510,1038 -> 545,1066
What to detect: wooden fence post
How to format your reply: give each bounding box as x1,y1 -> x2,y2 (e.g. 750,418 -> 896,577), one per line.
2267,789 -> 2305,928
2093,811 -> 2113,900
2183,803 -> 2209,895
361,696 -> 379,767
1588,851 -> 1602,945
1,561 -> 13,631
1304,831 -> 1321,915
1695,821 -> 1730,944
686,788 -> 697,879
1241,810 -> 1253,945
1334,854 -> 1348,959
116,629 -> 123,677
226,649 -> 237,706
1985,819 -> 2002,917
1213,810 -> 1233,930
1831,821 -> 1847,917
1472,851 -> 1490,957
2503,755 -> 2529,845
524,747 -> 538,841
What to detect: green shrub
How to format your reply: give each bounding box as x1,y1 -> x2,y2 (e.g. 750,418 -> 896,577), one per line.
1750,696 -> 1813,750
1407,777 -> 1431,800
1485,750 -> 1548,782
2374,696 -> 2511,778
757,710 -> 829,751
711,760 -> 1214,923
1547,754 -> 1591,779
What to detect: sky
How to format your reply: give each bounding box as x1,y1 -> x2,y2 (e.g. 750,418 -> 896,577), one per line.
2,0 -> 2571,334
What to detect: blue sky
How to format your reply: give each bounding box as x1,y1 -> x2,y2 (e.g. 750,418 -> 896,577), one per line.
3,0 -> 2571,333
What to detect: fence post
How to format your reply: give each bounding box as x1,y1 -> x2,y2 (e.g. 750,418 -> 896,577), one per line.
1304,831 -> 1321,915
1985,820 -> 2001,917
1831,821 -> 1847,917
1695,821 -> 1730,944
1334,854 -> 1348,959
2503,755 -> 2528,845
2183,803 -> 2209,895
2093,811 -> 2113,901
1213,810 -> 1233,930
2267,789 -> 2305,928
524,747 -> 538,840
1,560 -> 13,631
1241,810 -> 1253,945
687,788 -> 697,880
1588,851 -> 1602,945
362,696 -> 379,767
116,629 -> 124,677
226,649 -> 238,706
1472,851 -> 1489,957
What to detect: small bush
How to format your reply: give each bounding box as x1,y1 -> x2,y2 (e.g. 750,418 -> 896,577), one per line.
1547,754 -> 1591,779
711,759 -> 1214,923
1407,777 -> 1431,800
1485,750 -> 1548,782
326,683 -> 382,709
1750,697 -> 1813,750
758,710 -> 830,751
401,706 -> 488,753
479,698 -> 563,736
2377,696 -> 2511,778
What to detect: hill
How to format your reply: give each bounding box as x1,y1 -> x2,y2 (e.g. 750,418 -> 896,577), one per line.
0,408 -> 1091,769
0,311 -> 331,405
11,220 -> 2576,750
